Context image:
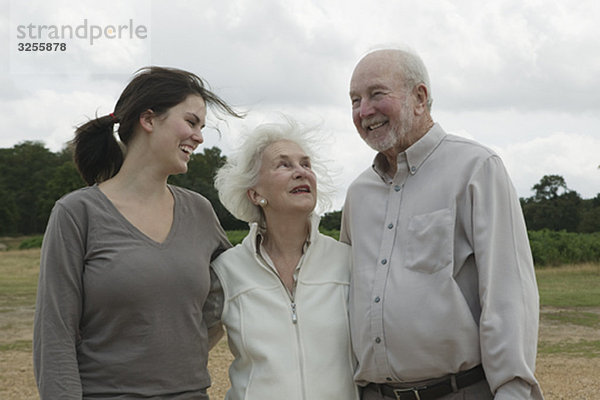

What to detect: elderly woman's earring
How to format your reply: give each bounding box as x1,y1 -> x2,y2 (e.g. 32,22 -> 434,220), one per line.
259,198 -> 267,207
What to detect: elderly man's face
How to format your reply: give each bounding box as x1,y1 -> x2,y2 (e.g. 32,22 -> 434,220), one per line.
349,52 -> 415,154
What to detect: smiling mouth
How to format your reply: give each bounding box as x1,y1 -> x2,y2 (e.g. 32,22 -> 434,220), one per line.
179,145 -> 194,155
367,121 -> 387,131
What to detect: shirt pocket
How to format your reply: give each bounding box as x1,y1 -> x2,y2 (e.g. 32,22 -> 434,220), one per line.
406,208 -> 454,274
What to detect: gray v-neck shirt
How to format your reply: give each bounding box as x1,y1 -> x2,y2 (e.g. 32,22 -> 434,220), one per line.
34,185 -> 230,399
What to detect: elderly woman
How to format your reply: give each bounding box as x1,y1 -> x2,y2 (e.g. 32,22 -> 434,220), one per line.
212,120 -> 359,400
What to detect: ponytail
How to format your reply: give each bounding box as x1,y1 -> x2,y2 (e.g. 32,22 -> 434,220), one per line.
71,66 -> 243,186
72,114 -> 123,185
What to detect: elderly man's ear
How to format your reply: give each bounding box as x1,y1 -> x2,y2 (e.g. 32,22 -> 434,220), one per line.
413,84 -> 429,115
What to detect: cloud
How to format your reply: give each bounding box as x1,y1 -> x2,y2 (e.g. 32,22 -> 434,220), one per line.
408,0 -> 600,112
499,132 -> 600,199
8,0 -> 152,75
149,0 -> 356,110
1,0 -> 598,208
0,85 -> 120,151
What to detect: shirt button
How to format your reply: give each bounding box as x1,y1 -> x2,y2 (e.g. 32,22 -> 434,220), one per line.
381,259 -> 387,265
410,166 -> 416,173
387,223 -> 394,229
394,185 -> 401,192
374,296 -> 381,303
375,337 -> 381,344
386,377 -> 393,382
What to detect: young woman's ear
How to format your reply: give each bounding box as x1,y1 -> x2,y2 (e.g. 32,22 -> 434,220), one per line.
139,109 -> 155,133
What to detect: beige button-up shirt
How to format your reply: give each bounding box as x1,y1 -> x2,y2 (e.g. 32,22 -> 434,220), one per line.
341,124 -> 543,399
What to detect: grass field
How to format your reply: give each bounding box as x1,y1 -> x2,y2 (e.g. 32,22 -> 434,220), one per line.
535,263 -> 600,365
1,244 -> 599,399
537,263 -> 600,307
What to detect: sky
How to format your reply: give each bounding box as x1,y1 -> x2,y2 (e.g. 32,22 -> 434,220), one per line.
2,0 -> 599,210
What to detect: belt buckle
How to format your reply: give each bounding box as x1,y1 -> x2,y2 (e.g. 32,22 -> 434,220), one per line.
393,386 -> 427,400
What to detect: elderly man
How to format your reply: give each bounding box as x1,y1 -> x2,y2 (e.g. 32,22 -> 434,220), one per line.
340,48 -> 543,400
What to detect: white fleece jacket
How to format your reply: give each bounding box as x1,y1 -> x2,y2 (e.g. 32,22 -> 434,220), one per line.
211,215 -> 359,400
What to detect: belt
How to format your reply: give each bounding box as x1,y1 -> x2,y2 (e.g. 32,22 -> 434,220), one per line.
367,365 -> 486,400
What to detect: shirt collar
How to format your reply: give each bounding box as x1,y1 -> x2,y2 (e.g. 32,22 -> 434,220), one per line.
372,122 -> 446,182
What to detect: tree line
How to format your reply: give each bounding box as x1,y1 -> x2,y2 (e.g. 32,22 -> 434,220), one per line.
520,174 -> 600,233
1,141 -> 599,236
0,141 -> 246,235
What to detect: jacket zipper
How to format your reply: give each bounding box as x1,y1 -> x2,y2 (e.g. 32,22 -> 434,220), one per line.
255,250 -> 307,399
291,301 -> 298,324
291,296 -> 306,400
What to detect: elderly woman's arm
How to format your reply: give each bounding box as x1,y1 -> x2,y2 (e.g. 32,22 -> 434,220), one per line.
205,268 -> 225,349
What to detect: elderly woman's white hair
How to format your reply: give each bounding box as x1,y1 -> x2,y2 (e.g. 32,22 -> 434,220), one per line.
214,118 -> 335,226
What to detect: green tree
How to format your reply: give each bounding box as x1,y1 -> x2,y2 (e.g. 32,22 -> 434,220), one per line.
578,194 -> 600,233
0,141 -> 62,234
320,210 -> 342,230
0,188 -> 19,235
522,175 -> 582,232
39,159 -> 86,220
532,174 -> 568,201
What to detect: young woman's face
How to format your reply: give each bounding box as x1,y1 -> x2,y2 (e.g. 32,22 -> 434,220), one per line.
250,140 -> 317,219
150,94 -> 206,175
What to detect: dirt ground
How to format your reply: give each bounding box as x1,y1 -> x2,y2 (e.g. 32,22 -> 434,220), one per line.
1,306 -> 598,399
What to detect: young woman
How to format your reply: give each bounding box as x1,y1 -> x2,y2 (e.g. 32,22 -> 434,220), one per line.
33,67 -> 242,399
211,120 -> 359,400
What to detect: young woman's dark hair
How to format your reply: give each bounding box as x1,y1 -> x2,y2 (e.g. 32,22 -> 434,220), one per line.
73,66 -> 243,185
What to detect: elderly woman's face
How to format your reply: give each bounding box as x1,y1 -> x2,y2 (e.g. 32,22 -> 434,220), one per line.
252,140 -> 317,216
